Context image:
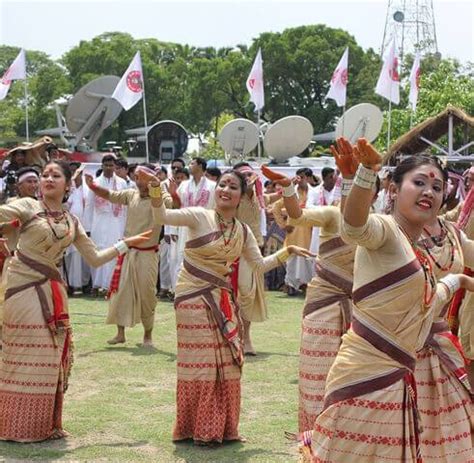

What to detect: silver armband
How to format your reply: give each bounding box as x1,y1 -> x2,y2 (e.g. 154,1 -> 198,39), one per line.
354,164 -> 377,190
341,179 -> 353,197
439,274 -> 460,297
282,183 -> 296,197
114,240 -> 129,255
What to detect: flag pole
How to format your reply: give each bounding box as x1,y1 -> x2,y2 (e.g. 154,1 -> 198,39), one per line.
387,100 -> 392,150
257,108 -> 261,158
141,76 -> 150,163
341,105 -> 346,137
24,76 -> 29,142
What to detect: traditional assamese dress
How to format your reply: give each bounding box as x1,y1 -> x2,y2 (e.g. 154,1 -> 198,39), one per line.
444,200 -> 474,363
415,219 -> 473,462
236,192 -> 268,322
309,213 -> 462,463
273,192 -> 314,291
105,189 -> 171,331
152,203 -> 287,443
287,206 -> 355,433
0,198 -> 118,442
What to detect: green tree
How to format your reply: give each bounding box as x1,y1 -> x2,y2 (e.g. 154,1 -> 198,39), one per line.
377,59 -> 474,151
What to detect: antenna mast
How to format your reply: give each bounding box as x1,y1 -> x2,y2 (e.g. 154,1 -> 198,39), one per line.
381,0 -> 439,62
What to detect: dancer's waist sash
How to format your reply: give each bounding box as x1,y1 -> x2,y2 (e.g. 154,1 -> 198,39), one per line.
175,258 -> 243,371
5,252 -> 66,346
423,319 -> 473,397
324,315 -> 416,410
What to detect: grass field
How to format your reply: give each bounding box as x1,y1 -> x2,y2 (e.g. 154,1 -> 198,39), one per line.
0,292 -> 305,462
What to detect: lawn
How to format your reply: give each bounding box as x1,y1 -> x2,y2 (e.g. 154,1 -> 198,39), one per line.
0,292 -> 304,462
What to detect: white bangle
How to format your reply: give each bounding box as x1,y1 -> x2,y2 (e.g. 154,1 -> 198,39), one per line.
282,184 -> 296,197
439,274 -> 460,297
114,240 -> 129,255
341,179 -> 353,197
354,164 -> 377,190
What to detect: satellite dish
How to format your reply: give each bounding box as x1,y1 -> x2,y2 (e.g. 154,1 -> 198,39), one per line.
335,103 -> 383,143
66,76 -> 122,149
263,116 -> 314,162
218,119 -> 258,160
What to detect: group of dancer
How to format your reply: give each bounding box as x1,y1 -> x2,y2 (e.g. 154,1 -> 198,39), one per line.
0,137 -> 472,463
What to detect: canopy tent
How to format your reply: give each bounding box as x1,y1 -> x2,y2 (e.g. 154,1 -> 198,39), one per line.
384,105 -> 474,164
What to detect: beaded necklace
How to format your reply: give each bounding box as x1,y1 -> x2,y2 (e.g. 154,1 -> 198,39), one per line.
422,220 -> 455,272
399,225 -> 436,310
216,212 -> 236,246
41,201 -> 71,241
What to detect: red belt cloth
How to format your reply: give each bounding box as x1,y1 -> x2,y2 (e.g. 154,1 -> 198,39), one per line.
107,244 -> 159,298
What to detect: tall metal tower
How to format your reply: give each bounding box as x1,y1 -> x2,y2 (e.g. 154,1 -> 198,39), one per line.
381,0 -> 439,63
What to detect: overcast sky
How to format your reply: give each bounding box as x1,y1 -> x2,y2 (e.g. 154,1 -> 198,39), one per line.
0,0 -> 472,63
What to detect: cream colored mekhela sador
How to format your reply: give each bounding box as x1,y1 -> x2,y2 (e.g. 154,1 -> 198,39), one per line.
0,198 -> 118,442
415,219 -> 473,463
288,205 -> 355,433
309,213 -> 458,463
235,192 -> 267,322
152,203 -> 287,443
444,202 -> 474,360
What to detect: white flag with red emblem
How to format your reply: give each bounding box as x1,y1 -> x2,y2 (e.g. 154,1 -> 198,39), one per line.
0,49 -> 27,101
326,47 -> 349,107
246,48 -> 264,111
112,51 -> 143,111
409,53 -> 421,111
375,38 -> 400,104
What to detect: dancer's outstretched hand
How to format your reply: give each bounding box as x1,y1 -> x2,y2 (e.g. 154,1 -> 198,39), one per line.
287,245 -> 316,258
330,137 -> 359,178
124,230 -> 153,248
353,138 -> 382,171
84,173 -> 95,189
261,165 -> 292,187
136,168 -> 159,185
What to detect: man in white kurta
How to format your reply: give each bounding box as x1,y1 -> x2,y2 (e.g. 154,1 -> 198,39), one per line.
65,166 -> 91,292
173,158 -> 215,289
306,167 -> 339,255
86,155 -> 128,293
159,162 -> 187,298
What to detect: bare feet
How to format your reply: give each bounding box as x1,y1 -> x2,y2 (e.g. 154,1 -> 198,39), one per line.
225,436 -> 247,443
141,338 -> 155,349
107,336 -> 126,345
48,429 -> 69,440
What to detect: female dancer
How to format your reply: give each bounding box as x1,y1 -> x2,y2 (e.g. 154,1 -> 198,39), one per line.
310,139 -> 474,462
261,138 -> 367,432
0,160 -> 150,442
415,214 -> 473,461
145,169 -> 313,445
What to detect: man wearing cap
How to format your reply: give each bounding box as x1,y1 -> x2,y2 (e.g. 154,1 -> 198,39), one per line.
85,164 -> 172,347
